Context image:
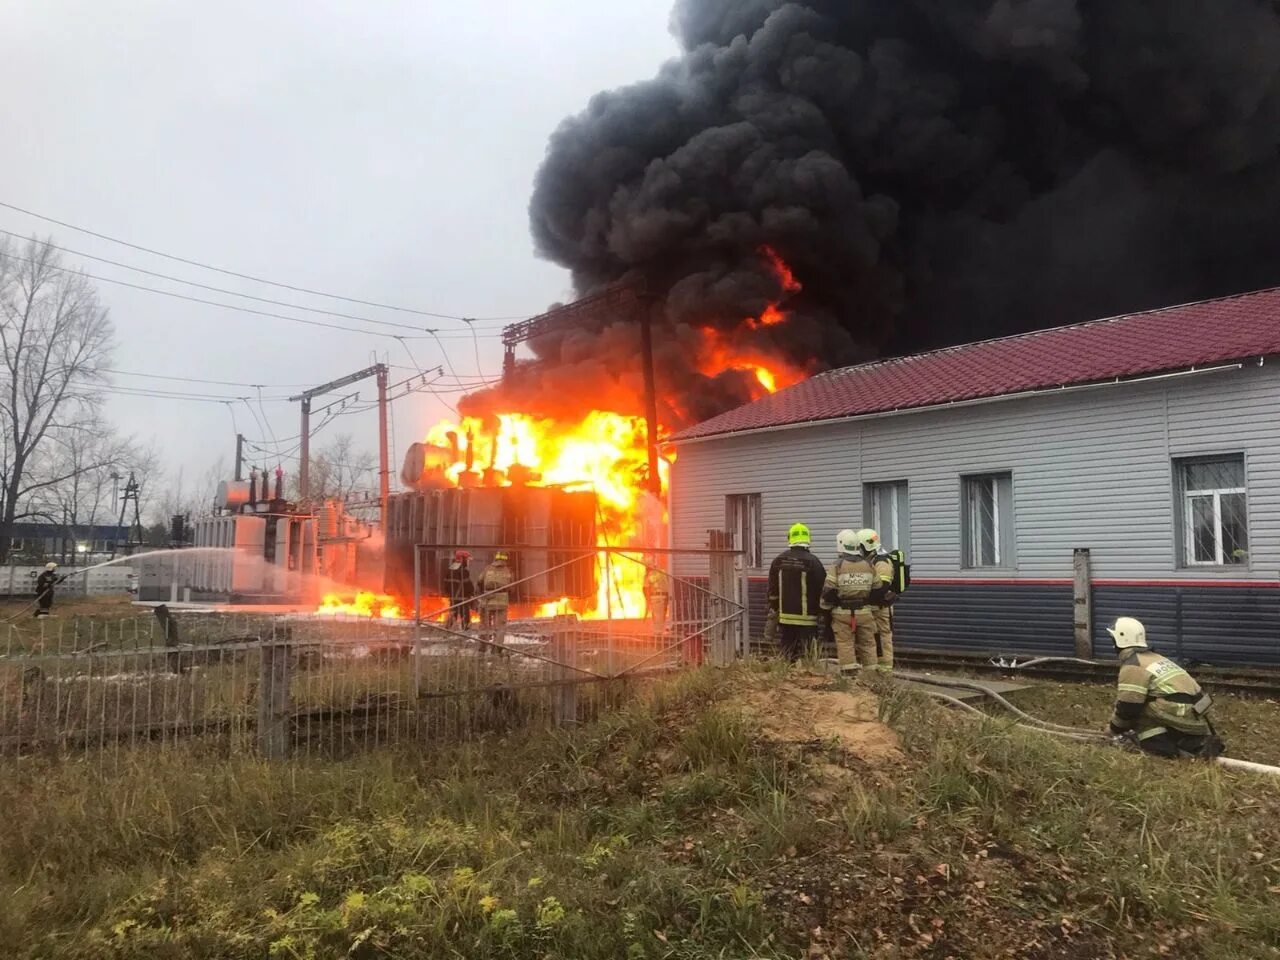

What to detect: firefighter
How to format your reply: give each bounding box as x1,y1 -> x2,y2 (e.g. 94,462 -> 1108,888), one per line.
1106,617 -> 1224,758
853,529 -> 897,672
766,523 -> 827,662
444,551 -> 475,631
479,551 -> 514,652
34,563 -> 61,618
820,530 -> 877,674
644,558 -> 669,634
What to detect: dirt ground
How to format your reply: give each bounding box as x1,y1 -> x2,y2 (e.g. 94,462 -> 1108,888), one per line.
741,672 -> 904,767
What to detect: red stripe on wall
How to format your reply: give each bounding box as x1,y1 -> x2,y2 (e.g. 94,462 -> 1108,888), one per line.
914,577 -> 1278,588
735,576 -> 1277,588
912,577 -> 1073,586
1092,578 -> 1279,588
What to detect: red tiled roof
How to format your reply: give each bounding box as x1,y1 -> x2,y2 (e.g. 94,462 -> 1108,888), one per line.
670,287 -> 1280,443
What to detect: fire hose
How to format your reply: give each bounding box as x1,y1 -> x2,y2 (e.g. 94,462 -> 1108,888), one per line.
894,671 -> 1280,779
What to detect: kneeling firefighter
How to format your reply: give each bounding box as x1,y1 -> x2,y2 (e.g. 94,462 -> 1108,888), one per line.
766,523 -> 828,661
1106,617 -> 1224,758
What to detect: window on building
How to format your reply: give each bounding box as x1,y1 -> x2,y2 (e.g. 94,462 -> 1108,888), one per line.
863,481 -> 909,557
725,493 -> 763,568
962,472 -> 1014,568
1177,456 -> 1248,566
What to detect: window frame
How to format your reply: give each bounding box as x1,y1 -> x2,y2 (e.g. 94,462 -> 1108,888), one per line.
1175,454 -> 1249,568
960,471 -> 1015,570
862,480 -> 909,558
725,493 -> 764,569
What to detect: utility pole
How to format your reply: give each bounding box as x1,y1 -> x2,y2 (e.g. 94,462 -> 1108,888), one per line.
376,364 -> 390,525
111,474 -> 141,559
288,364 -> 383,505
234,433 -> 245,482
298,398 -> 312,499
640,305 -> 661,496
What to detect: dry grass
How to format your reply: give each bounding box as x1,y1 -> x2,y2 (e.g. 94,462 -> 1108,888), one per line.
1,663 -> 1278,959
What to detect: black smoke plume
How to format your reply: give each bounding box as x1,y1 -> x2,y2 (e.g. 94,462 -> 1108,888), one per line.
472,0 -> 1280,428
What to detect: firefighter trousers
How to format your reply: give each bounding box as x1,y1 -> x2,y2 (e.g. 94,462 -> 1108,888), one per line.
854,605 -> 893,671
481,607 -> 508,653
831,609 -> 874,671
777,624 -> 816,663
648,595 -> 668,633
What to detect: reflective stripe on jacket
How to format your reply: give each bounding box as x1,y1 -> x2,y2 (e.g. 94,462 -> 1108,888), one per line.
1110,649 -> 1211,738
479,564 -> 513,609
767,546 -> 827,627
820,556 -> 875,611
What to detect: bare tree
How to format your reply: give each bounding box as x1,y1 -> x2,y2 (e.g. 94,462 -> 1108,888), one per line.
0,238 -> 114,561
41,417 -> 157,563
292,434 -> 376,502
150,456 -> 228,525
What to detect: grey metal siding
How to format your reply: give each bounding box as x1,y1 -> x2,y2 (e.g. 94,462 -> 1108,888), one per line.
741,576 -> 1280,666
892,584 -> 1075,656
1094,585 -> 1280,666
671,364 -> 1280,585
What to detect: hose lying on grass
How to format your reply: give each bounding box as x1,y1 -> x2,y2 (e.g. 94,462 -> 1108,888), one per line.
893,670 -> 1102,737
893,672 -> 1280,779
989,656 -> 1104,670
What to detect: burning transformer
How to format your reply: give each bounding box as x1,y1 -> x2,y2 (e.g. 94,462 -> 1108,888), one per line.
387,436 -> 598,610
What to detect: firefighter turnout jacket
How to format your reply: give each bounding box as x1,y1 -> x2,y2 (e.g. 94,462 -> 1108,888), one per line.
644,567 -> 669,599
767,545 -> 827,627
820,555 -> 876,612
480,562 -> 513,611
1110,649 -> 1213,742
867,553 -> 896,606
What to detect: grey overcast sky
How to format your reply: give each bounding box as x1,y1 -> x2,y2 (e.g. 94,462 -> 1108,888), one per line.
0,0 -> 676,501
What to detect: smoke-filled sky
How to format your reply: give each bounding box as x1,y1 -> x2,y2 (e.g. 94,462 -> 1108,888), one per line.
527,0 -> 1280,410
0,0 -> 677,500
5,0 -> 1280,501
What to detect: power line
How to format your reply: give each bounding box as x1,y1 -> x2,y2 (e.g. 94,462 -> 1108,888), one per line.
103,368 -> 317,389
103,367 -> 498,392
0,199 -> 533,322
0,229 -> 495,333
3,251 -> 416,339
97,385 -> 278,404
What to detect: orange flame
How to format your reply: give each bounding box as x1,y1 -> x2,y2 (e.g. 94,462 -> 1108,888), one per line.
317,591 -> 403,620
760,244 -> 801,293
695,328 -> 805,398
318,248 -> 806,621
746,246 -> 802,330
422,411 -> 667,620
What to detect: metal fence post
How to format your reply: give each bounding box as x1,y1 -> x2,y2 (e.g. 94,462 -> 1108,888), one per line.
257,629 -> 292,759
413,546 -> 423,698
551,615 -> 578,726
707,530 -> 734,666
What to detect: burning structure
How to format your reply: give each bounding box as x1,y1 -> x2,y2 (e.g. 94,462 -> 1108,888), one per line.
157,2 -> 1280,625
386,440 -> 598,610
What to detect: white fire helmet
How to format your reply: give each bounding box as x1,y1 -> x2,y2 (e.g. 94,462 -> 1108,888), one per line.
45,562 -> 58,571
835,529 -> 860,556
854,528 -> 881,553
1107,616 -> 1148,650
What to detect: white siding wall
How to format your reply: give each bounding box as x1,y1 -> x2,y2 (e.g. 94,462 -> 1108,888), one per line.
670,363 -> 1280,581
